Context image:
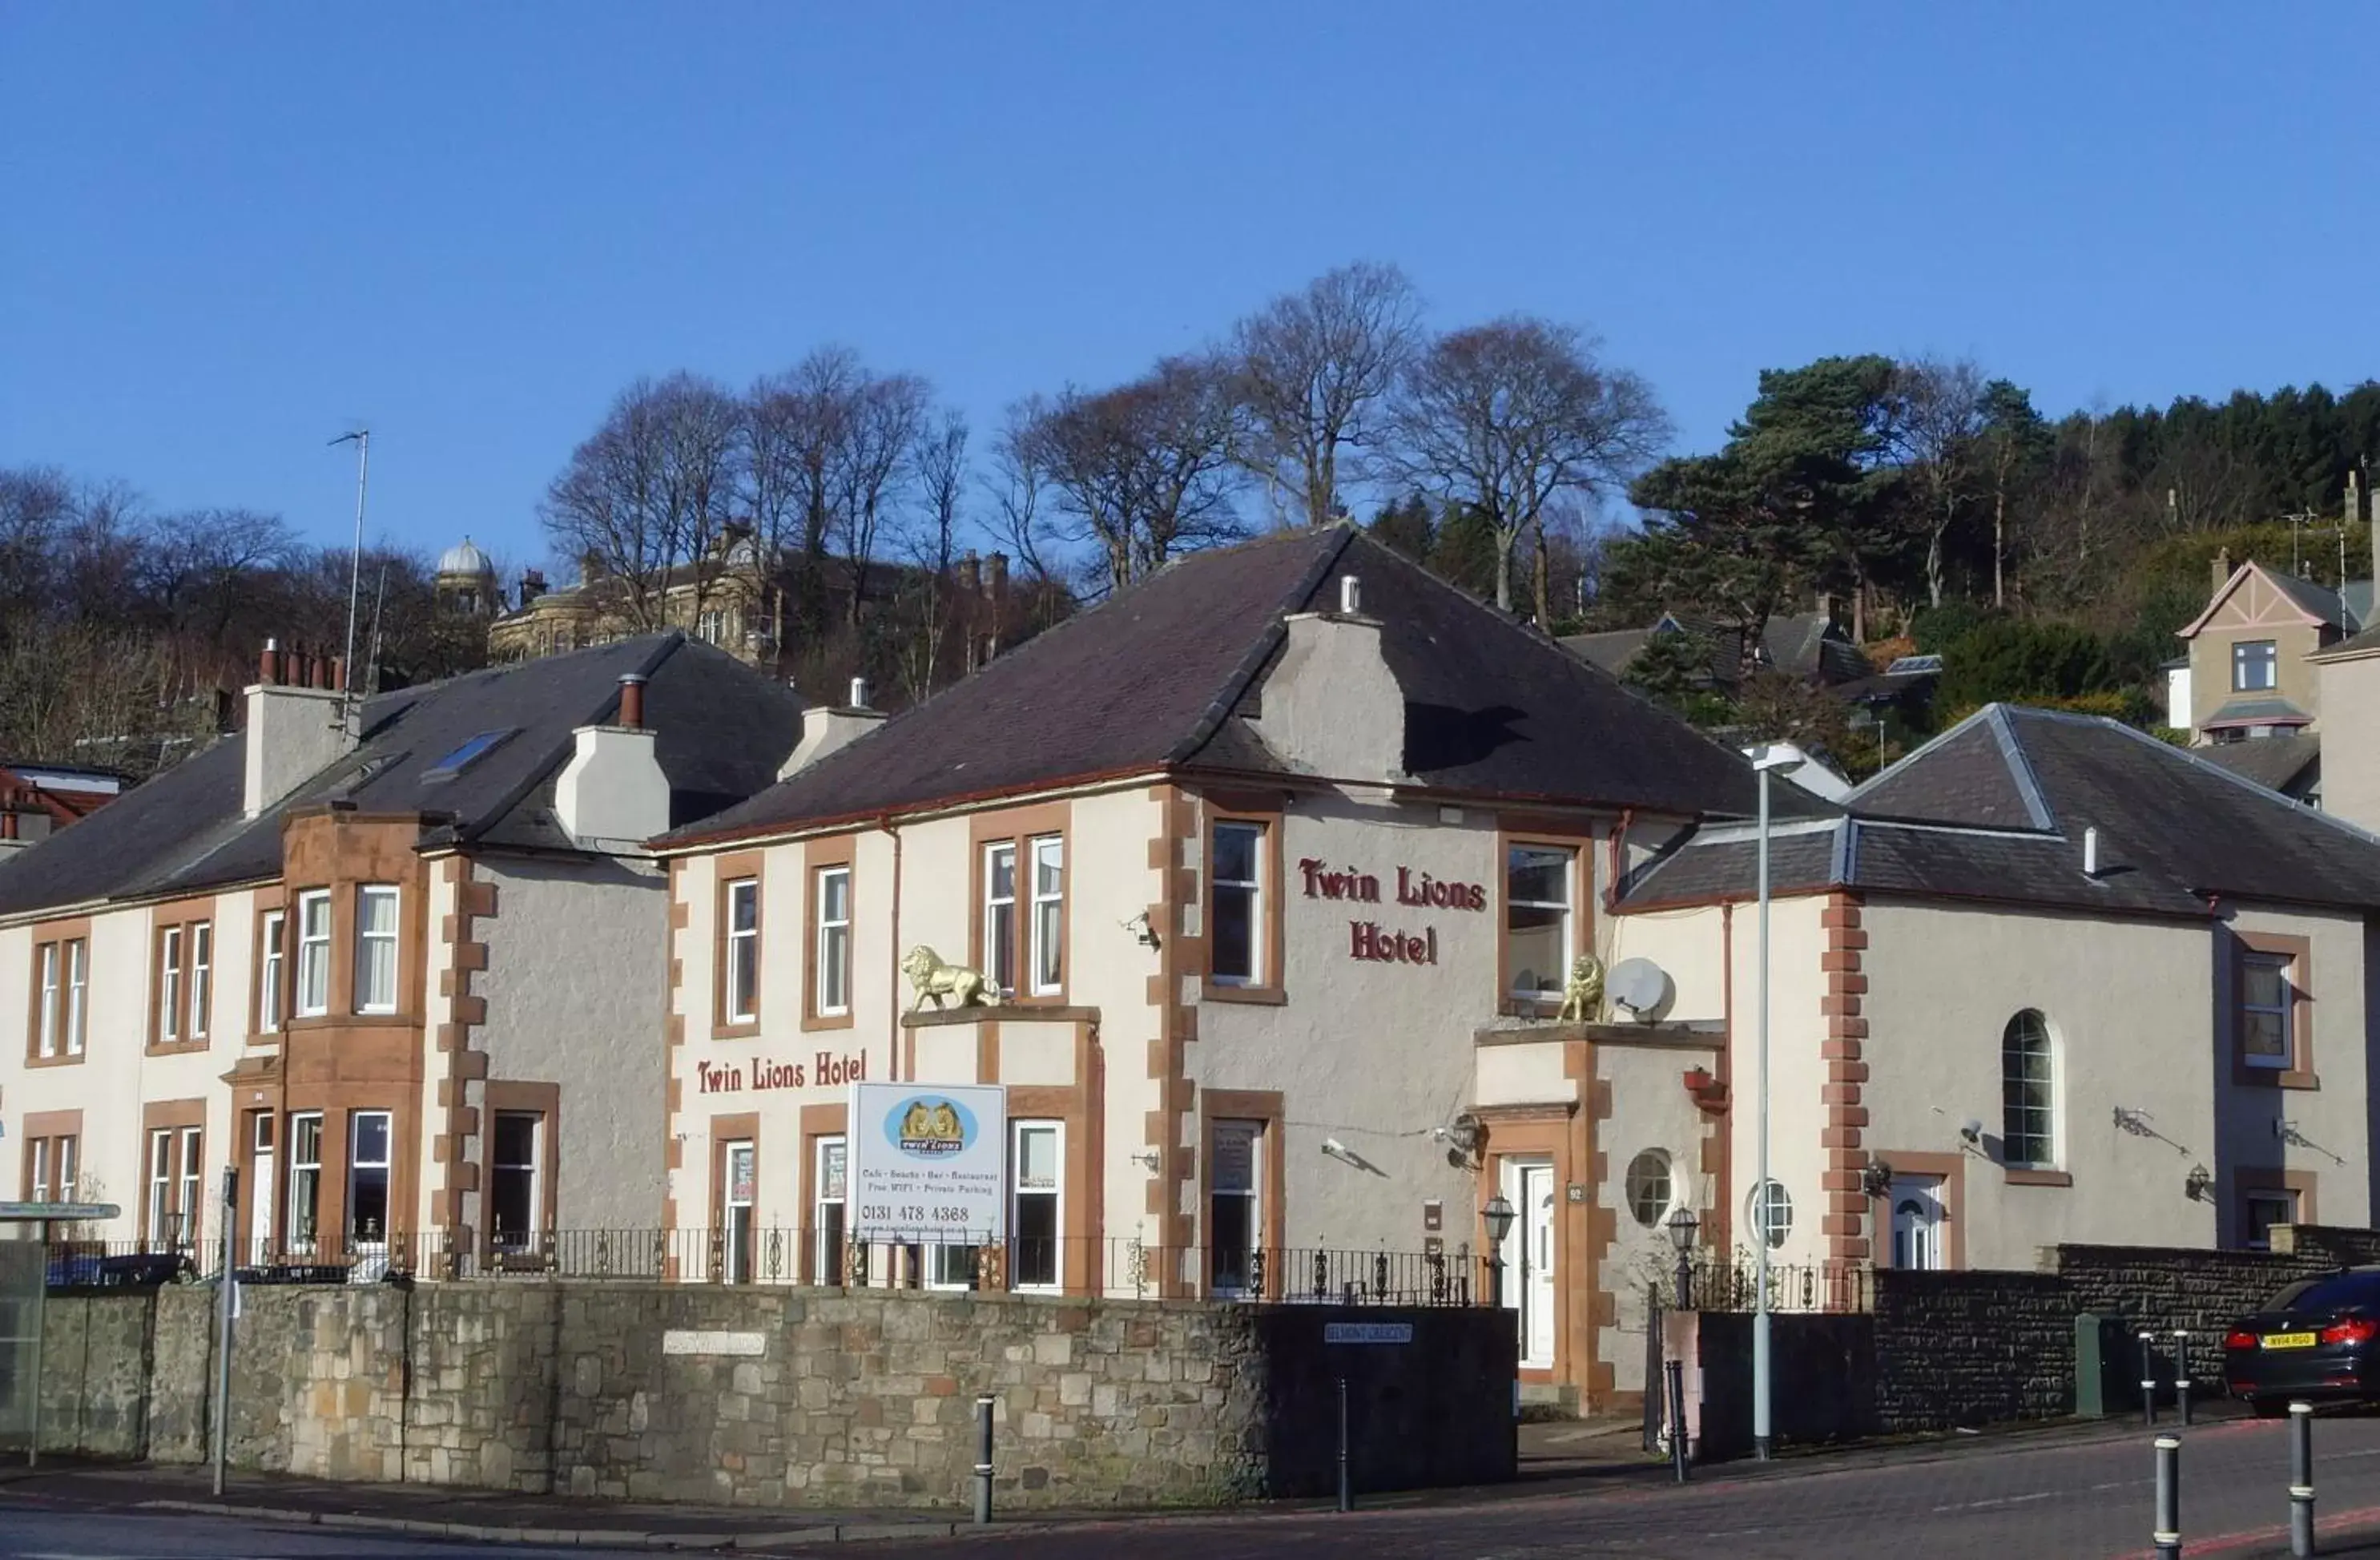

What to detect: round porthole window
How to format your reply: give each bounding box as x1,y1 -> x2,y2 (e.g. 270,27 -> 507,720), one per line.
1625,1150 -> 1673,1228
1746,1179 -> 1793,1250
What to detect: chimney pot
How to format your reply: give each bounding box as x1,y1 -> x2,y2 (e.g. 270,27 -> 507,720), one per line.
260,639 -> 284,685
848,676 -> 869,710
329,657 -> 346,694
618,671 -> 647,731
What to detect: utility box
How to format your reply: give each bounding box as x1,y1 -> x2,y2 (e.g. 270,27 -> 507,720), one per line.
2073,1313 -> 2133,1417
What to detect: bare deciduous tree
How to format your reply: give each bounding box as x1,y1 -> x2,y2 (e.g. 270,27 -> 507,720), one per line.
542,373 -> 742,631
1020,355 -> 1246,594
896,409 -> 969,699
832,372 -> 931,627
1232,261 -> 1421,529
1889,357 -> 1988,610
1389,317 -> 1670,614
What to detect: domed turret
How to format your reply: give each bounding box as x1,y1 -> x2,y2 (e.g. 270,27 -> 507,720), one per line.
435,535 -> 499,617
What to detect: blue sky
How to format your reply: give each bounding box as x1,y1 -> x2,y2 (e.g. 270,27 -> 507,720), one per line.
5,2 -> 2374,571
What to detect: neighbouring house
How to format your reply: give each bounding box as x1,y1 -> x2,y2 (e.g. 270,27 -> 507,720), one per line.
0,633 -> 801,1269
2175,548 -> 2374,743
1563,609 -> 1870,695
0,761 -> 127,853
487,533 -> 1045,690
1609,703 -> 2380,1285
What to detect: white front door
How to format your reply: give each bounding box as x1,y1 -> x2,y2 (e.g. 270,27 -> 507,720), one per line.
1890,1175 -> 1945,1271
1502,1160 -> 1558,1369
248,1114 -> 275,1264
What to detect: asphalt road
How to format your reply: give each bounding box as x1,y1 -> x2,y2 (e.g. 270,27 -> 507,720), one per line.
0,1508 -> 620,1558
9,1416 -> 2380,1558
904,1413 -> 2380,1559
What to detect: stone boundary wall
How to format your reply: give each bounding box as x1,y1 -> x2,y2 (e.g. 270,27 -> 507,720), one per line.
31,1284 -> 1511,1510
1871,1270 -> 2072,1432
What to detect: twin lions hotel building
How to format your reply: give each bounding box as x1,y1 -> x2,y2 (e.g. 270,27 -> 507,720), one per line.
14,523 -> 2380,1411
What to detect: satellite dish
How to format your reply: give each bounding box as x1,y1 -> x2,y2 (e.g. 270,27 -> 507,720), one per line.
1606,957 -> 1671,1020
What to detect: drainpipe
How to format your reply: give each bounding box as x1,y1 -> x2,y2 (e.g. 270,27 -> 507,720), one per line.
881,816 -> 903,1082
1604,808 -> 1636,914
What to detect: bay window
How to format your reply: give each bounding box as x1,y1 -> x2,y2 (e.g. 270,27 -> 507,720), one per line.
295,892 -> 331,1018
287,1112 -> 323,1255
354,886 -> 400,1014
347,1110 -> 392,1249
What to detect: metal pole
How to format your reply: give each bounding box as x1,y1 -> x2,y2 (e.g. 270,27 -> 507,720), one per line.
1665,1357 -> 1689,1484
333,430 -> 370,736
1754,764 -> 1773,1461
1337,1377 -> 1351,1513
2153,1435 -> 2181,1560
1674,1246 -> 1691,1312
211,1167 -> 238,1497
26,1219 -> 45,1469
2290,1401 -> 2315,1558
2173,1330 -> 2191,1426
2140,1332 -> 2158,1428
973,1394 -> 993,1526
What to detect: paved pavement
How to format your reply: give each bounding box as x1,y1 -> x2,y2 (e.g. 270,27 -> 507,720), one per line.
8,1413 -> 2380,1557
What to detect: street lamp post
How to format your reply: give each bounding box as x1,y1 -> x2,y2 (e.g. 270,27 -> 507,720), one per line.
1749,742 -> 1804,1462
1664,1207 -> 1699,1311
1483,1193 -> 1515,1311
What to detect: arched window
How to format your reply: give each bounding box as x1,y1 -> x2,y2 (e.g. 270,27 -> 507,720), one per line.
2002,1010 -> 2056,1168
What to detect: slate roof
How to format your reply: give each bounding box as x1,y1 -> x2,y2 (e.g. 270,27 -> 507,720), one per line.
0,635 -> 803,919
1620,703 -> 2380,919
2265,568 -> 2352,630
2196,733 -> 2321,797
666,526 -> 1801,848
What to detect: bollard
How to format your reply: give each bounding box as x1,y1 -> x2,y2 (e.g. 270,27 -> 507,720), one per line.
1337,1377 -> 1351,1513
2173,1331 -> 2192,1426
2153,1435 -> 2182,1560
1665,1357 -> 1690,1484
973,1394 -> 994,1526
2289,1401 -> 2315,1558
2140,1332 -> 2160,1428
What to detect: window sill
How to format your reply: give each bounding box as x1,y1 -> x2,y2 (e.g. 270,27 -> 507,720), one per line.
713,1021 -> 762,1041
2236,1066 -> 2319,1090
2003,1167 -> 2073,1187
145,1038 -> 212,1057
285,1013 -> 416,1031
802,1011 -> 856,1033
1202,982 -> 1287,1006
24,1050 -> 85,1069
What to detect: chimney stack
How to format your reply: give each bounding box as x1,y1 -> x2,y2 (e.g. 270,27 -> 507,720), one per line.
2213,546 -> 2233,595
779,683 -> 889,780
618,672 -> 646,731
243,634 -> 358,818
956,553 -> 981,595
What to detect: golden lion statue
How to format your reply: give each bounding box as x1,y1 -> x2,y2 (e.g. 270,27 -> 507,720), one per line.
901,945 -> 1001,1010
1556,953 -> 1605,1022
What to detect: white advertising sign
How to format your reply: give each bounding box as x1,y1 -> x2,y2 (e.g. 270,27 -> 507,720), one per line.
848,1081 -> 1007,1241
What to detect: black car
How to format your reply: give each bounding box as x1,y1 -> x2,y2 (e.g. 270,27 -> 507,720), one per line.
2224,1268 -> 2380,1414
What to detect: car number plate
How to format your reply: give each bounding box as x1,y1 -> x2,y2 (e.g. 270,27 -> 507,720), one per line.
2263,1332 -> 2319,1349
